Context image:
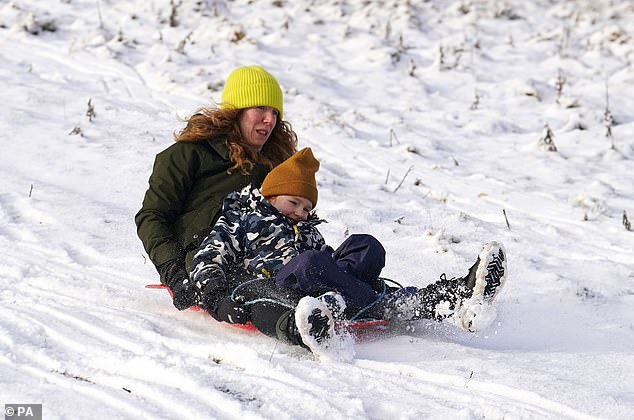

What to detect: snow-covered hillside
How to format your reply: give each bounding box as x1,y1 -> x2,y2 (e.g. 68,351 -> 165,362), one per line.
1,0 -> 633,418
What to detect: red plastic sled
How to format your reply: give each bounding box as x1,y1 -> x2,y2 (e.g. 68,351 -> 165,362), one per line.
146,284 -> 390,334
146,284 -> 258,331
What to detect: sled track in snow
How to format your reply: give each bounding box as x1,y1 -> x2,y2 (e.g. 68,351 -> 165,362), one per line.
0,230 -> 605,419
351,359 -> 601,419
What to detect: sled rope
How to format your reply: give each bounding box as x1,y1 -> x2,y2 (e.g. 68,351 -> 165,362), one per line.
230,276 -> 403,318
349,281 -> 386,321
229,277 -> 295,310
348,277 -> 403,320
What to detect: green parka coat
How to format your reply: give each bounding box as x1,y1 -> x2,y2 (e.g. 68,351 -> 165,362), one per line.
135,137 -> 269,276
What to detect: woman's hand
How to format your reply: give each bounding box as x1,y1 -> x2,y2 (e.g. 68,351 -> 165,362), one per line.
162,261 -> 198,310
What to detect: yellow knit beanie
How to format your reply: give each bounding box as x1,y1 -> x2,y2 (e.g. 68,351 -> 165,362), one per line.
221,65 -> 283,119
261,147 -> 320,206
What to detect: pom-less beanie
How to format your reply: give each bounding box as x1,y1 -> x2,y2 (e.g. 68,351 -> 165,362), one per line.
221,65 -> 283,119
261,147 -> 320,206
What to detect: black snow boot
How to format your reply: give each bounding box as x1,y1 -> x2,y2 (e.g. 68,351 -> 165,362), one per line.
275,309 -> 304,347
454,241 -> 507,331
371,275 -> 468,322
276,296 -> 336,357
462,240 -> 507,302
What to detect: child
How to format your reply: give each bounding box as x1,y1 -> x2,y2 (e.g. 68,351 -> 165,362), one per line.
188,148 -> 507,357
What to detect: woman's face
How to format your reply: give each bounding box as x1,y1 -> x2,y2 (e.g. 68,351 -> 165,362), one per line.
238,106 -> 279,152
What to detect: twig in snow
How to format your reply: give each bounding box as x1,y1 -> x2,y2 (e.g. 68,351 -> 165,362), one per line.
169,0 -> 181,27
389,128 -> 399,146
624,211 -> 631,231
465,370 -> 474,387
175,31 -> 192,54
408,59 -> 416,77
29,184 -> 34,198
538,124 -> 557,152
69,125 -> 83,136
604,79 -> 615,150
555,70 -> 566,104
469,92 -> 480,110
384,18 -> 391,41
393,166 -> 413,193
231,30 -> 246,43
438,45 -> 445,68
54,369 -> 94,383
96,0 -> 104,30
502,209 -> 511,230
86,98 -> 96,122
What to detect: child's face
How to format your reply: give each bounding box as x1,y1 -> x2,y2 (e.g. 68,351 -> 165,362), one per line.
268,195 -> 313,222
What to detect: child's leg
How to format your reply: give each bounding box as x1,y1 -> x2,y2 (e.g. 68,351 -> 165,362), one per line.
371,241 -> 507,325
274,249 -> 377,312
249,296 -> 337,356
332,234 -> 386,291
216,276 -> 341,353
216,277 -> 302,329
250,300 -> 294,338
371,279 -> 467,322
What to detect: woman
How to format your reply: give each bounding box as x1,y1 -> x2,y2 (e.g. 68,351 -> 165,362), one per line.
135,65 -> 297,310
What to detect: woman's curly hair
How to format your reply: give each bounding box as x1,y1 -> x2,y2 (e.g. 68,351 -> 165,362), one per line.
174,106 -> 298,174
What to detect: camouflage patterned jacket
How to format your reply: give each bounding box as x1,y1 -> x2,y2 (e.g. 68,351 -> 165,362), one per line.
190,184 -> 328,311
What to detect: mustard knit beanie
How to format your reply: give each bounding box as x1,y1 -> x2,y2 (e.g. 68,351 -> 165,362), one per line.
221,65 -> 283,119
261,147 -> 320,206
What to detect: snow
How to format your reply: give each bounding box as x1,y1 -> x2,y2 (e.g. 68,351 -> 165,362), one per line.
1,0 -> 633,418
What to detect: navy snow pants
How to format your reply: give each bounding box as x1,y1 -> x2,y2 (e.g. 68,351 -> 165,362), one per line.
274,233 -> 385,311
228,234 -> 387,338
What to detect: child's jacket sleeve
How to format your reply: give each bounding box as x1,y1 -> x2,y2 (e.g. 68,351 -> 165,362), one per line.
189,207 -> 245,316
